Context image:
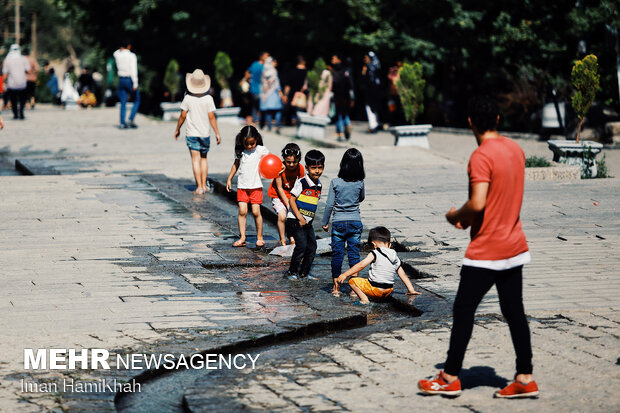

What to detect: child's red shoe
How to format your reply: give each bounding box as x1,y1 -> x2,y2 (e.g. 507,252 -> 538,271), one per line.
418,371 -> 461,397
494,380 -> 539,398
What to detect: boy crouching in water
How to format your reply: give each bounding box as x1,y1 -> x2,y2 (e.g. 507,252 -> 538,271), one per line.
336,226 -> 420,304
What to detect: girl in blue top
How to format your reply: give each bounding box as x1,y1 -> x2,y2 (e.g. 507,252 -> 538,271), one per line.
322,148 -> 365,297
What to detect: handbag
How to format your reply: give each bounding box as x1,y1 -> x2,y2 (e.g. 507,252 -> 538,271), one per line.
291,91 -> 307,109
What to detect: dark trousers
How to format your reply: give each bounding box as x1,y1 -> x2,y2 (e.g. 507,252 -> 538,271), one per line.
444,265 -> 533,376
250,94 -> 261,122
8,88 -> 26,118
286,218 -> 317,276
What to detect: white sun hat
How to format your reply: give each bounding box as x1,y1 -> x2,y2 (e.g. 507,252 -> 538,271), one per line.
185,69 -> 211,94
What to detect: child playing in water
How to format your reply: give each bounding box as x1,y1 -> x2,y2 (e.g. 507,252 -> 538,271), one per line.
268,143 -> 304,246
226,125 -> 268,247
336,226 -> 420,303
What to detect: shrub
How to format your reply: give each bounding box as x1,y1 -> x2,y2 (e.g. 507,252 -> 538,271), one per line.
571,54 -> 600,143
307,58 -> 328,104
214,51 -> 233,89
395,62 -> 425,124
525,156 -> 551,168
163,59 -> 180,101
596,154 -> 609,178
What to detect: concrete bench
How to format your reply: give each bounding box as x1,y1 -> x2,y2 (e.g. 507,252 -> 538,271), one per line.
214,107 -> 241,125
388,124 -> 433,148
160,102 -> 182,121
296,111 -> 330,140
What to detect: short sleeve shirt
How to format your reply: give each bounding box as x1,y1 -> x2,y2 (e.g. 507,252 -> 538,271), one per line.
237,145 -> 270,189
3,55 -> 30,89
268,164 -> 305,198
248,61 -> 263,95
287,176 -> 322,224
465,136 -> 529,260
180,94 -> 216,138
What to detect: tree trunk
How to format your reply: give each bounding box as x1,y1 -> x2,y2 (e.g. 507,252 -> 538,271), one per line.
576,117 -> 584,143
31,12 -> 37,57
15,0 -> 20,44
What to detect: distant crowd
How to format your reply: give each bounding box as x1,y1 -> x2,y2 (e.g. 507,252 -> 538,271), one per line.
1,44 -> 408,134
1,44 -> 104,118
237,51 -> 406,139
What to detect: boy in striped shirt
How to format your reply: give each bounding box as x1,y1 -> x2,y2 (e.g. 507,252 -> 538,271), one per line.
286,150 -> 325,280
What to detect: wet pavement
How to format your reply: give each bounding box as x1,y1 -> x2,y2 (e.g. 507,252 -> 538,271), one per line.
1,106 -> 619,412
1,154 -> 438,412
106,174 -> 440,413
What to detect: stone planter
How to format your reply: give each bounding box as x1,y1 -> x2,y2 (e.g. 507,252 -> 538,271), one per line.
388,124 -> 433,148
214,107 -> 241,125
296,111 -> 330,140
64,100 -> 79,111
525,162 -> 581,181
160,102 -> 182,121
547,140 -> 604,178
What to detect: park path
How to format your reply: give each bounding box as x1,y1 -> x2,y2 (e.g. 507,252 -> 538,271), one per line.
0,106 -> 618,411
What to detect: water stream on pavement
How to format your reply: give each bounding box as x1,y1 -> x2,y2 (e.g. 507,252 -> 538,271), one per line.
2,155 -> 426,412
0,154 -> 19,175
115,179 -> 423,412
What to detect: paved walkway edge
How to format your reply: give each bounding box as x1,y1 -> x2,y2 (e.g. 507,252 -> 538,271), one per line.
114,312 -> 367,409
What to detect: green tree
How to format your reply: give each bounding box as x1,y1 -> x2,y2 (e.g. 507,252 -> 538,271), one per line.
163,59 -> 180,102
214,51 -> 233,89
53,0 -> 620,127
396,62 -> 425,124
571,54 -> 600,143
307,58 -> 327,104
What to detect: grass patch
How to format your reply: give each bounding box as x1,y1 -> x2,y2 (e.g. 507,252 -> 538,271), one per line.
525,156 -> 551,167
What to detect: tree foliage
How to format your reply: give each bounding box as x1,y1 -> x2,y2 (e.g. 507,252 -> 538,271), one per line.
214,51 -> 233,89
307,58 -> 328,104
571,54 -> 600,142
396,62 -> 425,124
163,59 -> 180,101
28,0 -> 620,128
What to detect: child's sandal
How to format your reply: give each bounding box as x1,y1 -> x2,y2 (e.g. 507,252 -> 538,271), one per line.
255,240 -> 265,247
232,240 -> 246,247
331,290 -> 341,297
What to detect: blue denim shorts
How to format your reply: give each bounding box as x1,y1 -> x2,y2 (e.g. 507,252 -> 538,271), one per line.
186,136 -> 210,154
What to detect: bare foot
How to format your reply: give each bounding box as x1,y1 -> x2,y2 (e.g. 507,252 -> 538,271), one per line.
193,188 -> 204,195
331,289 -> 341,297
349,291 -> 358,298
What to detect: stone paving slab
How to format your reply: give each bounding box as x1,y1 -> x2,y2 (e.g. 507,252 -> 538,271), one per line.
182,310 -> 620,413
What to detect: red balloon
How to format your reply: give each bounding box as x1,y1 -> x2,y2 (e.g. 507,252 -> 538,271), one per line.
259,154 -> 283,179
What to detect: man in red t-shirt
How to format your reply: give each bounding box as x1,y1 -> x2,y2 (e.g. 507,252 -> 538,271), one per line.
418,97 -> 539,399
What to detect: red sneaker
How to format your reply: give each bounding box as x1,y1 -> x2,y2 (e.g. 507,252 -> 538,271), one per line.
418,371 -> 462,396
494,380 -> 539,398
